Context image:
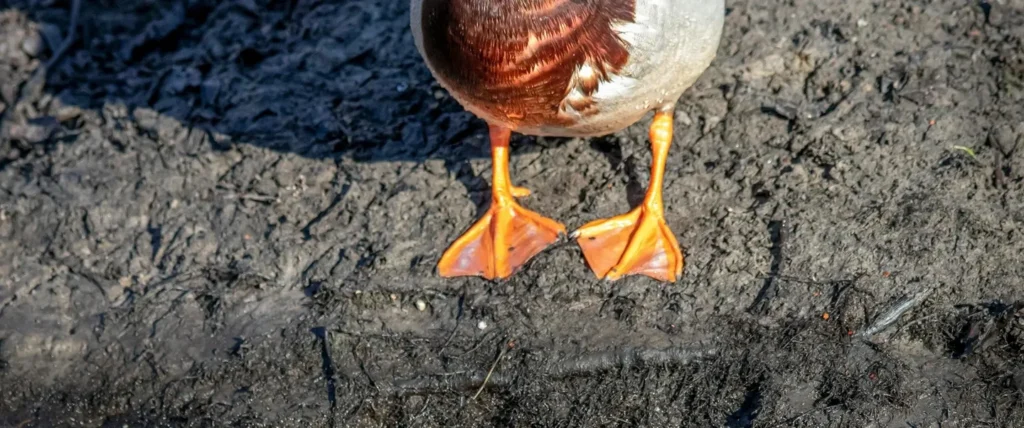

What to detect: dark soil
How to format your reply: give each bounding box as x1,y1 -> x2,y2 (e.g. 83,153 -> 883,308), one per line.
2,0 -> 1024,426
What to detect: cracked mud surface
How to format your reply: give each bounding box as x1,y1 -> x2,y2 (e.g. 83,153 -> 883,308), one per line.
2,0 -> 1024,426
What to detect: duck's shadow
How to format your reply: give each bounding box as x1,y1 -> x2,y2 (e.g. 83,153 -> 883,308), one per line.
1,0 -> 577,200
589,136 -> 648,209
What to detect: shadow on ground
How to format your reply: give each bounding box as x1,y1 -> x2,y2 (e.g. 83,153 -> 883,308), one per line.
2,0 -> 501,162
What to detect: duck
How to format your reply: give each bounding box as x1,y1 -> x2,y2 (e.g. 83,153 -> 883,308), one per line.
411,0 -> 725,282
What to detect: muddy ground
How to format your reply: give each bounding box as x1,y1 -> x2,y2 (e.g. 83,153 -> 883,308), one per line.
0,0 -> 1023,426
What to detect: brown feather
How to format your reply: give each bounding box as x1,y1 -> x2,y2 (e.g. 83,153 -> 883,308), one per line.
419,0 -> 637,127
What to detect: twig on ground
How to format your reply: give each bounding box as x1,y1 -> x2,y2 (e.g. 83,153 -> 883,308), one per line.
226,192 -> 279,203
855,287 -> 934,339
471,339 -> 511,401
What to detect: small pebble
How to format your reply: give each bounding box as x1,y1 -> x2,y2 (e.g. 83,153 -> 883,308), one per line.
477,320 -> 488,330
21,31 -> 45,57
675,112 -> 692,127
415,299 -> 427,312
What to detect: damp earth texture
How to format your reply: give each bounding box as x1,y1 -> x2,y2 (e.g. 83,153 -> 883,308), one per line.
1,0 -> 1024,426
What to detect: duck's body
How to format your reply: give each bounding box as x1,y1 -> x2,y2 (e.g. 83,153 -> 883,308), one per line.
412,0 -> 723,137
412,0 -> 725,281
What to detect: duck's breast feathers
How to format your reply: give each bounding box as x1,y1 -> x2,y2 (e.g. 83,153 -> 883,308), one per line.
413,0 -> 639,127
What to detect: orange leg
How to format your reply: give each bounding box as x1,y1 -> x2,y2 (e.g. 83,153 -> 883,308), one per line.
571,111 -> 685,282
437,125 -> 566,280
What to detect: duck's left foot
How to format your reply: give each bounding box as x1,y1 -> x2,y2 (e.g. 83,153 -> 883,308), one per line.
437,194 -> 565,280
436,123 -> 565,280
571,204 -> 684,282
571,109 -> 685,282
